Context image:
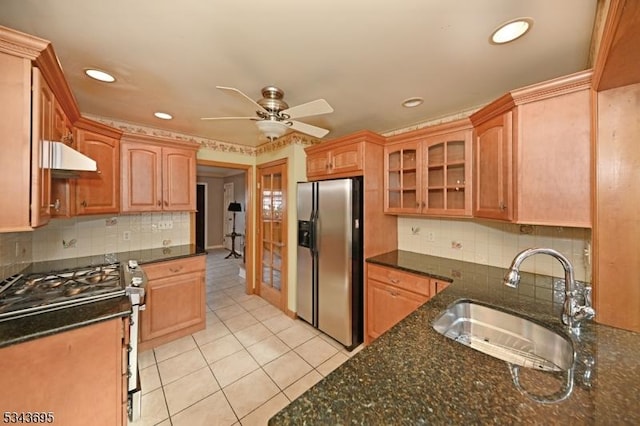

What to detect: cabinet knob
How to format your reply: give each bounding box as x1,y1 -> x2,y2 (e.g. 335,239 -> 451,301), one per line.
169,266 -> 183,273
499,202 -> 507,211
80,200 -> 87,208
164,200 -> 168,206
157,201 -> 162,206
390,278 -> 400,284
49,199 -> 61,211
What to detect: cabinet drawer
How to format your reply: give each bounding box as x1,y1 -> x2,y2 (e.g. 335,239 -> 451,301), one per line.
142,255 -> 205,280
367,263 -> 430,297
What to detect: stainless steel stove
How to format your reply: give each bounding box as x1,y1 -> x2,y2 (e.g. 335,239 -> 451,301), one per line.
0,263 -> 126,321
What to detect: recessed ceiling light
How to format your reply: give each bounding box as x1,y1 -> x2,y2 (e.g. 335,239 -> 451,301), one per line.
490,18 -> 533,44
402,97 -> 424,108
84,68 -> 116,83
154,112 -> 173,120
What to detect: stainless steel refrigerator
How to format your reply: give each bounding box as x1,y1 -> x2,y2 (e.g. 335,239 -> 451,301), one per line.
296,177 -> 363,350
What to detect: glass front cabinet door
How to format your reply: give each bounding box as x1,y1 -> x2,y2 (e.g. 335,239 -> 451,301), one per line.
422,129 -> 472,216
384,125 -> 472,217
384,142 -> 421,214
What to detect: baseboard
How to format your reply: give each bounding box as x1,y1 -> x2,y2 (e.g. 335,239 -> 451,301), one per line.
207,244 -> 224,249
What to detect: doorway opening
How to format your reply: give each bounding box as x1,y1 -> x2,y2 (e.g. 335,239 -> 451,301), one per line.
196,160 -> 253,295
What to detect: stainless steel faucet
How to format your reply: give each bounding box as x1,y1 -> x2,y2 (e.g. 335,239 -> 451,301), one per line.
503,248 -> 595,332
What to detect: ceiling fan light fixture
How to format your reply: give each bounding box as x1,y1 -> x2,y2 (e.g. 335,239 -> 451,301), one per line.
490,18 -> 533,44
256,120 -> 288,141
402,97 -> 424,108
84,68 -> 116,83
154,112 -> 173,120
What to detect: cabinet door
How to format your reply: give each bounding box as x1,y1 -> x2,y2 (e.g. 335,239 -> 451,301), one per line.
366,279 -> 426,341
121,142 -> 162,212
384,142 -> 421,213
0,319 -> 124,426
423,129 -> 472,216
330,143 -> 363,175
162,147 -> 196,211
30,68 -> 53,228
473,112 -> 512,220
76,130 -> 120,215
51,101 -> 76,218
306,150 -> 330,178
140,257 -> 206,343
139,256 -> 206,348
141,272 -> 204,340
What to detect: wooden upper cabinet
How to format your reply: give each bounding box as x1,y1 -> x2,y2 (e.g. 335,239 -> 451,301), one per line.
75,119 -> 122,215
384,141 -> 421,214
472,112 -> 513,221
423,129 -> 472,216
30,67 -> 53,228
384,119 -> 473,217
121,142 -> 162,212
470,70 -> 592,227
163,147 -> 197,211
121,135 -> 198,213
305,134 -> 364,180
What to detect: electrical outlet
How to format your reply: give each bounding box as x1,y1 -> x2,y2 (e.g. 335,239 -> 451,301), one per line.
123,231 -> 131,241
427,232 -> 435,242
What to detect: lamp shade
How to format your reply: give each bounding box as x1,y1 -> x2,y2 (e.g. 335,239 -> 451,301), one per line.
228,202 -> 242,212
256,120 -> 288,141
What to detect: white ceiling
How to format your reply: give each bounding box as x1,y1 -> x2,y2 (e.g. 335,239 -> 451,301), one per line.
0,0 -> 598,147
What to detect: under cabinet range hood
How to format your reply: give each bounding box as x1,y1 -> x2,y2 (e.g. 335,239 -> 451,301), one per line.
42,141 -> 97,178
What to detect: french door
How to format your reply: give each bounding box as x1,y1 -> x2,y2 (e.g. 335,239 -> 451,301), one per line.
257,160 -> 287,311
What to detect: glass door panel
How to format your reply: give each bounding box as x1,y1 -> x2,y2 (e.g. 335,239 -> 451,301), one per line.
257,162 -> 287,310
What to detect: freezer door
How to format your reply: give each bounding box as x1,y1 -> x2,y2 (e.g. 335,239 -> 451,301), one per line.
296,182 -> 315,325
317,179 -> 353,346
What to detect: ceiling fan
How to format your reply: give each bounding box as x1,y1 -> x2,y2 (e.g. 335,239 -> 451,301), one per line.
201,86 -> 334,141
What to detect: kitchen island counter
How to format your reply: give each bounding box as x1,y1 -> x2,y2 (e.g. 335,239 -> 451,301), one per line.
270,250 -> 640,425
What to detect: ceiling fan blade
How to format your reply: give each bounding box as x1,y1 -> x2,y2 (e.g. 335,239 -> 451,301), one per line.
216,86 -> 267,113
282,99 -> 333,119
288,120 -> 330,138
200,116 -> 259,121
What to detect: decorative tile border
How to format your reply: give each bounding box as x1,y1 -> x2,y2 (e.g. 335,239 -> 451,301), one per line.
255,132 -> 321,155
85,115 -> 320,157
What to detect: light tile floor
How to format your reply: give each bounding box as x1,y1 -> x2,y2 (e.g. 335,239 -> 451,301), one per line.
130,248 -> 361,426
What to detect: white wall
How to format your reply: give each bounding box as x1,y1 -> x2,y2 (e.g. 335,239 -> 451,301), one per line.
397,216 -> 591,282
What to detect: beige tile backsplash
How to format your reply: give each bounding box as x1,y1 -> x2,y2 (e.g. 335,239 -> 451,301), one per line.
31,212 -> 192,261
397,217 -> 592,282
1,213 -> 591,284
0,232 -> 33,280
0,212 -> 191,280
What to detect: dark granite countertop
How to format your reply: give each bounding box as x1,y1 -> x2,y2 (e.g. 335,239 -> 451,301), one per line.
270,250 -> 640,425
0,245 -> 206,349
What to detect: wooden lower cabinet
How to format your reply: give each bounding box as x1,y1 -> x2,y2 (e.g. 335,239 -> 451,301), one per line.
139,255 -> 206,351
366,263 -> 449,343
0,318 -> 127,426
367,280 -> 427,342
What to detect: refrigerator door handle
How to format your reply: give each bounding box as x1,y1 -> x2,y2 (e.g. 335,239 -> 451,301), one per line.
311,210 -> 320,254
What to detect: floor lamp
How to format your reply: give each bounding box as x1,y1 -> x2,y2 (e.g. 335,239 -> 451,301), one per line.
225,202 -> 243,259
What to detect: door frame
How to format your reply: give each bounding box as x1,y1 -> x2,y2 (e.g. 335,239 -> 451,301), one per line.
193,160 -> 254,296
256,158 -> 288,313
196,182 -> 208,249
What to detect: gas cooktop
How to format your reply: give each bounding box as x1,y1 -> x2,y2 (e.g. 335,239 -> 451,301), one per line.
0,263 -> 125,322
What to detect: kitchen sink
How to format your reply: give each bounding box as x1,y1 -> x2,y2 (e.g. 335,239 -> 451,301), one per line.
432,300 -> 574,372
